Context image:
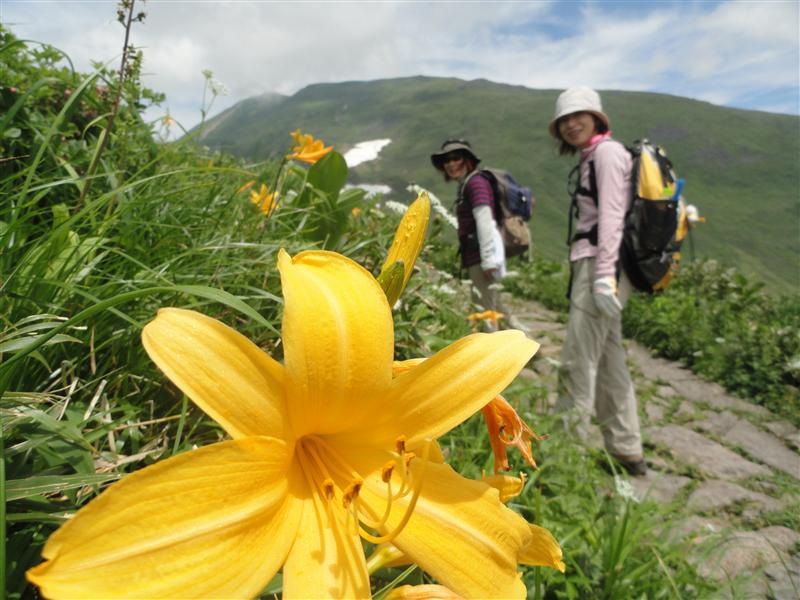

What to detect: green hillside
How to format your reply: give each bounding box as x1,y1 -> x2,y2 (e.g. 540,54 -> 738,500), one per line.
196,76 -> 800,290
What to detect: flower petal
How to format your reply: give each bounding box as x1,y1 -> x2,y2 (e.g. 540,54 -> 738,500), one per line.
519,524 -> 566,573
282,478 -> 370,599
278,249 -> 393,437
482,473 -> 526,503
347,331 -> 538,447
342,445 -> 532,599
27,437 -> 302,599
142,307 -> 289,440
385,584 -> 464,600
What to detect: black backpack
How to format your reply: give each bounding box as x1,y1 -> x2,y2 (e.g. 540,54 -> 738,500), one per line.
568,139 -> 684,292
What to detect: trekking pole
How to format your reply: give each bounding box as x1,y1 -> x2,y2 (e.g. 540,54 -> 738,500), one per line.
685,222 -> 702,307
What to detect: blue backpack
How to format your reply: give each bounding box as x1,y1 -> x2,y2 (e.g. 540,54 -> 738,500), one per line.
478,168 -> 535,257
481,168 -> 535,221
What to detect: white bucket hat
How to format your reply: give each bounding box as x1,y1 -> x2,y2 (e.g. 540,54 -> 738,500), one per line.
548,87 -> 610,139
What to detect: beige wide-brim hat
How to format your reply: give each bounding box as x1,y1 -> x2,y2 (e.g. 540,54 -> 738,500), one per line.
430,139 -> 481,171
548,87 -> 610,139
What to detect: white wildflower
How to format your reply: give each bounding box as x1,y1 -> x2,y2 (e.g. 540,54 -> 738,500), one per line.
433,284 -> 457,296
614,474 -> 640,503
383,200 -> 408,215
209,78 -> 229,97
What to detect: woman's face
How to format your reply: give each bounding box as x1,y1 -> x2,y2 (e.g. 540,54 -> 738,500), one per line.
443,152 -> 469,179
557,111 -> 598,149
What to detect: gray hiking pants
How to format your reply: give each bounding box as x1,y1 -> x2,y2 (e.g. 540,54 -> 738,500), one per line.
556,257 -> 644,458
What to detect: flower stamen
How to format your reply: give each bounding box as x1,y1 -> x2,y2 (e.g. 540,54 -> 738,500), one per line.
342,479 -> 363,509
358,438 -> 432,545
382,460 -> 395,483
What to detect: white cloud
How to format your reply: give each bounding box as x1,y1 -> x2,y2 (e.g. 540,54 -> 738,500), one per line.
2,0 -> 797,128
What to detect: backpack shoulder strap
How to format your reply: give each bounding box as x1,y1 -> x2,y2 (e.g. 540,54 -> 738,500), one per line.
566,160 -> 599,246
461,169 -> 502,222
457,169 -> 483,204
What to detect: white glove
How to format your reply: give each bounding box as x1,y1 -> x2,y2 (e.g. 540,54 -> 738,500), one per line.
483,267 -> 499,282
593,276 -> 622,318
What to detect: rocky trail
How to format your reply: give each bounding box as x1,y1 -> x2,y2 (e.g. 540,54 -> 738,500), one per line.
509,296 -> 800,599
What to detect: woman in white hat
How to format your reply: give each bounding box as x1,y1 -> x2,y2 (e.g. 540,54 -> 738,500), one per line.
549,87 -> 646,476
430,139 -> 524,332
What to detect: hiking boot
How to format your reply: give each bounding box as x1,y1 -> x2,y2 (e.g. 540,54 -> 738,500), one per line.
612,454 -> 648,477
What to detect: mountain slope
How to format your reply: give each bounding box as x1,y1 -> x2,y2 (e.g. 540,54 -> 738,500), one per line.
196,76 -> 800,290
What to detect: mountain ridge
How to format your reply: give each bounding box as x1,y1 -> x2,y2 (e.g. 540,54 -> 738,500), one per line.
194,76 -> 800,290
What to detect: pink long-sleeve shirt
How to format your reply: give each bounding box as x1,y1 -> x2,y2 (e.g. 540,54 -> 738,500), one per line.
570,137 -> 632,279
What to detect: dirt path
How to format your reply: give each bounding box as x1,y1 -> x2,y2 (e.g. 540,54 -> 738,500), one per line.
508,296 -> 800,598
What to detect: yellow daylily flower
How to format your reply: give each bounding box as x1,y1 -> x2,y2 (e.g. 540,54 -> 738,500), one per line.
28,250 -> 543,599
287,128 -> 333,164
249,183 -> 278,215
379,192 -> 431,294
385,584 -> 464,600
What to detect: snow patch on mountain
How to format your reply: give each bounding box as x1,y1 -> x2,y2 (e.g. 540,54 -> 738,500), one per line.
344,139 -> 391,167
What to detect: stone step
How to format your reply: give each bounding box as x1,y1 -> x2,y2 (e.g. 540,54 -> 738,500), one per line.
647,424 -> 771,480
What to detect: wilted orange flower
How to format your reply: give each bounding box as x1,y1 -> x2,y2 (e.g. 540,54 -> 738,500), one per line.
249,183 -> 278,215
481,395 -> 546,473
287,128 -> 333,164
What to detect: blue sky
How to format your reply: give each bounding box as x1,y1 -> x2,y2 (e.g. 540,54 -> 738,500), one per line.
2,0 -> 798,132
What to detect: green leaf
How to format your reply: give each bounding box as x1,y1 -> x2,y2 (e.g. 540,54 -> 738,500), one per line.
377,260 -> 405,306
2,127 -> 21,139
338,186 -> 367,208
0,333 -> 81,354
173,285 -> 278,334
6,473 -> 120,501
307,151 -> 348,200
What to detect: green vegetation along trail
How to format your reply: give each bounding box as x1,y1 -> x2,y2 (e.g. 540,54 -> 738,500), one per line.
508,295 -> 800,598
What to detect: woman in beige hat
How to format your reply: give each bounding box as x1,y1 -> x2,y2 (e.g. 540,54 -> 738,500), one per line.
549,87 -> 646,476
430,139 -> 525,332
